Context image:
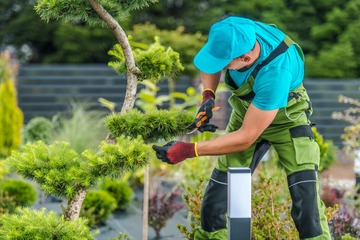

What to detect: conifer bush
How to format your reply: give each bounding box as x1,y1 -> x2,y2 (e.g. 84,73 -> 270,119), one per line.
6,136 -> 151,220
80,190 -> 117,227
0,208 -> 97,239
105,108 -> 193,142
0,52 -> 23,158
100,179 -> 133,210
0,179 -> 37,207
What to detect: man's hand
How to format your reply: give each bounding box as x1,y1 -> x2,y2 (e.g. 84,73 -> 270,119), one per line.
187,98 -> 219,133
152,141 -> 197,164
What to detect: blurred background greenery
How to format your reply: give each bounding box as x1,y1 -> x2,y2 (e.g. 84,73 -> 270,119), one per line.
1,0 -> 360,78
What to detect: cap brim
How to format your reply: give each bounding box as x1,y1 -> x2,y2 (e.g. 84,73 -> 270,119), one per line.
194,44 -> 232,74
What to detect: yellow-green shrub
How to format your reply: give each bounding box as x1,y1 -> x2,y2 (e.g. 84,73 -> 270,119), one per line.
0,52 -> 23,158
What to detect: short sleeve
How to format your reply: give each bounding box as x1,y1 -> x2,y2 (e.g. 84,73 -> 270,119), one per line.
252,67 -> 293,110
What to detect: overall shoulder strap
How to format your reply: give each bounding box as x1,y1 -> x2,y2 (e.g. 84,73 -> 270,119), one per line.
250,39 -> 289,79
237,35 -> 304,101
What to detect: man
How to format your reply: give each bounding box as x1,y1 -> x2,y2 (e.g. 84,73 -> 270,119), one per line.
153,16 -> 331,240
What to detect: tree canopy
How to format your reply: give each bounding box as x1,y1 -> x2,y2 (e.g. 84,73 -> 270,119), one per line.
1,0 -> 360,78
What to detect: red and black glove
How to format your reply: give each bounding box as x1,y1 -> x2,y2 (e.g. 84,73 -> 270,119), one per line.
197,89 -> 218,133
152,141 -> 198,164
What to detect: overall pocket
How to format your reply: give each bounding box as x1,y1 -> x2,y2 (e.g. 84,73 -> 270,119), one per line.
290,125 -> 320,166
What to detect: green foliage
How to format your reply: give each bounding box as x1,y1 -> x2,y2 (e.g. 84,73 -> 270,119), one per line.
7,137 -> 151,199
178,169 -> 298,239
6,141 -> 91,199
4,0 -> 360,77
22,116 -> 54,144
312,127 -> 337,171
105,108 -> 193,143
80,190 -> 117,227
0,179 -> 37,207
53,102 -> 107,153
0,52 -> 23,158
0,208 -> 97,239
84,135 -> 151,178
128,23 -> 206,77
136,80 -> 200,112
110,232 -> 131,240
251,172 -> 298,239
134,0 -> 360,78
100,179 -> 133,210
177,178 -> 205,240
108,37 -> 184,82
332,94 -> 360,152
45,22 -> 117,63
35,0 -> 158,27
341,234 -> 357,240
0,191 -> 16,214
305,41 -> 357,78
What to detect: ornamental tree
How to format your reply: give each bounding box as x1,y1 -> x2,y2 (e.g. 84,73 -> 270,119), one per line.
6,1 -> 193,238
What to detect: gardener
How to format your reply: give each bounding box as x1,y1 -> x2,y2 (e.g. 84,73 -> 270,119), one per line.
153,16 -> 331,240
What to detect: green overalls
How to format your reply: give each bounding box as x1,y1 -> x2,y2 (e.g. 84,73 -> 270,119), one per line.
194,36 -> 331,240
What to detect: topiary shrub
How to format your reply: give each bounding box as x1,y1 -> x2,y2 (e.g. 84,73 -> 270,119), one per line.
22,116 -> 54,144
80,190 -> 117,227
0,208 -> 97,239
0,179 -> 37,207
100,179 -> 133,211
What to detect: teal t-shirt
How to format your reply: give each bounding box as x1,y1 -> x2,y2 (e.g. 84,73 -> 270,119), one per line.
228,21 -> 304,110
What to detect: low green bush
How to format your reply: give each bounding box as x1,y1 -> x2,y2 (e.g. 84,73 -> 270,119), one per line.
22,116 -> 54,144
0,208 -> 96,239
80,190 -> 117,227
0,179 -> 37,207
100,179 -> 133,210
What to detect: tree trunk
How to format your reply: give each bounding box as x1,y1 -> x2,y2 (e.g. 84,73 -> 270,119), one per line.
86,0 -> 140,113
64,187 -> 87,221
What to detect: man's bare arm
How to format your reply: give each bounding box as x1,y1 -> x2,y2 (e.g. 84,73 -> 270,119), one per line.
197,104 -> 278,155
201,71 -> 222,92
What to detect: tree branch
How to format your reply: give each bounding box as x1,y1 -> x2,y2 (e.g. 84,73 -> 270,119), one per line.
86,0 -> 140,113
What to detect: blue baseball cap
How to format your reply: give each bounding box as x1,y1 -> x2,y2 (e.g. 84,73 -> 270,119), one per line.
194,17 -> 257,74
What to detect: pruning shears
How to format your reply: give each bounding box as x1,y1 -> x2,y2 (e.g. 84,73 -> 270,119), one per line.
186,106 -> 221,134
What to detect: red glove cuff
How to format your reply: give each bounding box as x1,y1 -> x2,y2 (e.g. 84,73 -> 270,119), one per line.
202,89 -> 215,103
167,142 -> 197,164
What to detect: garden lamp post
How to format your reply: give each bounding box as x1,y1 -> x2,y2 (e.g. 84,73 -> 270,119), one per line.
228,167 -> 251,240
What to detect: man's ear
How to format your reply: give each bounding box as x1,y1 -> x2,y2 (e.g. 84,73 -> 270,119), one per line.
241,55 -> 251,62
